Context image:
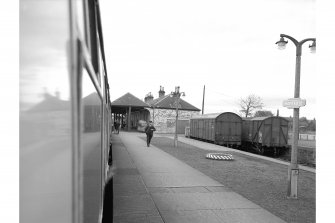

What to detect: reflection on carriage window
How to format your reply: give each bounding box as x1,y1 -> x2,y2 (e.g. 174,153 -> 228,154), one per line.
82,69 -> 102,133
81,68 -> 103,223
83,92 -> 101,132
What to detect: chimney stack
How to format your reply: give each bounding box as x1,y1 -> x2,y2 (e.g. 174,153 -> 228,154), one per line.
144,92 -> 154,103
158,86 -> 165,97
55,90 -> 60,99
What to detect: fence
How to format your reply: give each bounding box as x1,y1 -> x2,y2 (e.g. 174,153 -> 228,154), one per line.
288,133 -> 316,141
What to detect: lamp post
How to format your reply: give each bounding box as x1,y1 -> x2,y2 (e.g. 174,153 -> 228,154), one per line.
170,86 -> 185,147
276,34 -> 316,199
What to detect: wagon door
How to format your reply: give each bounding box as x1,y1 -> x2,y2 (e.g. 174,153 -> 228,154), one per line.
262,118 -> 273,146
220,113 -> 232,144
242,119 -> 251,142
234,116 -> 242,145
251,120 -> 263,144
227,113 -> 242,145
221,116 -> 229,143
279,118 -> 289,147
215,118 -> 223,144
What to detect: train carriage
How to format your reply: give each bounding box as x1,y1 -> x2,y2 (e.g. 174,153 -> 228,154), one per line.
190,112 -> 242,147
242,116 -> 289,155
20,0 -> 112,222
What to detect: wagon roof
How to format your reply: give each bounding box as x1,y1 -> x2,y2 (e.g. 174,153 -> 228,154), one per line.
245,116 -> 289,121
250,117 -> 269,121
191,112 -> 240,120
191,113 -> 221,119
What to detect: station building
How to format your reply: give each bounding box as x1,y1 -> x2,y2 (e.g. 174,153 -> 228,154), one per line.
143,86 -> 200,133
111,86 -> 200,133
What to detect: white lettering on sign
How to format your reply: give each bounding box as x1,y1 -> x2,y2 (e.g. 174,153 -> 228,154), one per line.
283,98 -> 306,109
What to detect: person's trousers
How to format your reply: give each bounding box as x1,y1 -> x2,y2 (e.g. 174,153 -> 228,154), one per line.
146,134 -> 153,145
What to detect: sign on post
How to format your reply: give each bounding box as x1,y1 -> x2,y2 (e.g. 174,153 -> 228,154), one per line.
283,98 -> 306,109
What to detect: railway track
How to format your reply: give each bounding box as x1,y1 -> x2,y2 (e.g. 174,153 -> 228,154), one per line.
240,145 -> 316,168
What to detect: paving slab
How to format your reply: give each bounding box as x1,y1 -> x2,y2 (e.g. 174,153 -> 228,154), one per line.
213,209 -> 285,223
113,194 -> 159,216
151,192 -> 260,211
141,172 -> 222,188
160,210 -> 223,223
113,177 -> 147,196
113,213 -> 164,223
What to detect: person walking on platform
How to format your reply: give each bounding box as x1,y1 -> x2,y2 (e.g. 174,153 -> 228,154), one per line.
114,121 -> 120,134
145,121 -> 156,147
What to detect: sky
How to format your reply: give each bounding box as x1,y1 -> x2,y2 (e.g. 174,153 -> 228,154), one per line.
100,0 -> 316,119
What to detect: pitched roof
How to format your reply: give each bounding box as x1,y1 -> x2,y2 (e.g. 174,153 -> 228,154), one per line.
83,92 -> 101,105
27,93 -> 69,112
147,95 -> 200,111
111,92 -> 149,107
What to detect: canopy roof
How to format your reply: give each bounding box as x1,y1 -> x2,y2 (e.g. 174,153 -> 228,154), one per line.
111,92 -> 150,114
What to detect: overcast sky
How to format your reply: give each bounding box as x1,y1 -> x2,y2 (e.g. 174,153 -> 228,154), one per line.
100,0 -> 316,118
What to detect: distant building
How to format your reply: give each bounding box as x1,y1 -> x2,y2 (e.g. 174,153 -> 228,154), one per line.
144,86 -> 200,133
111,87 -> 201,133
111,92 -> 151,131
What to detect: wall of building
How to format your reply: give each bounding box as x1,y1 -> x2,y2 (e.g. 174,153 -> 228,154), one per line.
147,108 -> 199,133
129,109 -> 150,129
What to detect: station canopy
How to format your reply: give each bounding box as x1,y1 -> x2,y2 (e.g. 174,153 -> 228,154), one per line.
111,92 -> 150,114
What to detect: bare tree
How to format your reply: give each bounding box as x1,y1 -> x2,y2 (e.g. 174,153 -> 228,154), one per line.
239,94 -> 264,117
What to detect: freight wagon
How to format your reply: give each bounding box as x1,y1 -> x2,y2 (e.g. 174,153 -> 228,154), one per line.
242,116 -> 289,155
190,112 -> 242,147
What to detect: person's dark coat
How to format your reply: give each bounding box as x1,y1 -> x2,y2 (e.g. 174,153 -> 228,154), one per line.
145,125 -> 156,135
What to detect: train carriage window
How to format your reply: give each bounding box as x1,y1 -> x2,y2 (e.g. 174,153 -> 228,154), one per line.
98,38 -> 104,92
81,68 -> 103,223
76,0 -> 86,40
77,0 -> 102,84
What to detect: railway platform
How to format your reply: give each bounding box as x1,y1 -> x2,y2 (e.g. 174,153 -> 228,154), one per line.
110,132 -> 286,223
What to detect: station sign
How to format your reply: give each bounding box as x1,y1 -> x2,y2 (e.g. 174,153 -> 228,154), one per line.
283,98 -> 306,109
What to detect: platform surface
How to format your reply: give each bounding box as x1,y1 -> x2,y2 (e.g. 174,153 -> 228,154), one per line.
111,132 -> 286,223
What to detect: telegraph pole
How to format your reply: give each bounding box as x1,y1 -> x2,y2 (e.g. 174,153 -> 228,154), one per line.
202,85 -> 205,115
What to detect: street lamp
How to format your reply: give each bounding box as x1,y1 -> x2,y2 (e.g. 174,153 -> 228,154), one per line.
276,34 -> 316,199
170,86 -> 185,147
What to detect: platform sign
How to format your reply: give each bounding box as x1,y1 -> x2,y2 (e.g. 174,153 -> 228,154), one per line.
283,98 -> 306,109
